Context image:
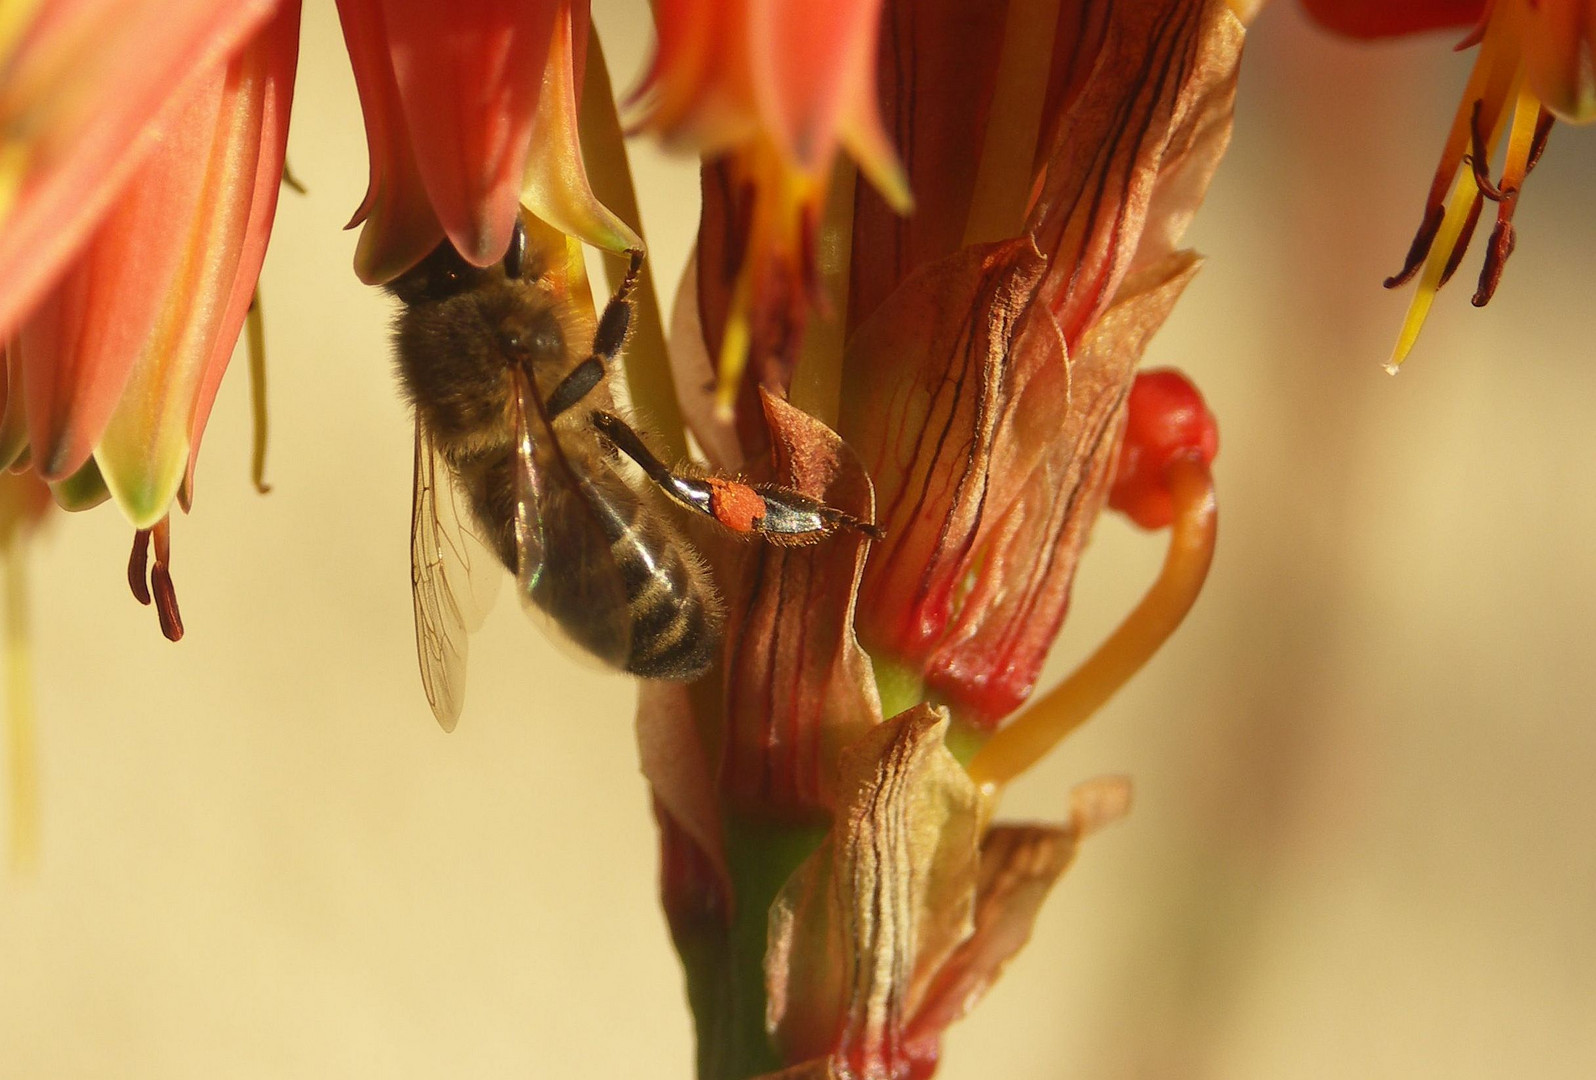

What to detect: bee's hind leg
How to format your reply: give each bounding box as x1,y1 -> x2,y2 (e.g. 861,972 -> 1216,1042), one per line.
545,251 -> 646,421
590,411 -> 885,545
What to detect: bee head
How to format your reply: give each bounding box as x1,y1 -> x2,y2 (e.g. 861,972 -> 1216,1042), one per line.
384,241 -> 493,306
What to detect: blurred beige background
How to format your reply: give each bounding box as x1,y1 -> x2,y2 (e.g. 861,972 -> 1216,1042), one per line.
4,3 -> 1595,1077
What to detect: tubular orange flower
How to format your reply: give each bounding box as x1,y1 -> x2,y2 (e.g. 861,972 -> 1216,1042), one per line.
336,0 -> 637,285
1317,0 -> 1596,370
631,0 -> 911,416
11,1 -> 299,526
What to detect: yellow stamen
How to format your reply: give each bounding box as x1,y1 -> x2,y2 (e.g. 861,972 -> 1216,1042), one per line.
968,457 -> 1217,788
715,266 -> 755,423
1387,165 -> 1483,373
1500,89 -> 1545,193
789,160 -> 857,430
579,31 -> 685,458
4,533 -> 37,873
247,289 -> 270,494
962,0 -> 1061,248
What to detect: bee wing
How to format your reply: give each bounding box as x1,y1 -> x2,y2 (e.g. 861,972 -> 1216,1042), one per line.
411,421 -> 500,731
510,371 -> 634,670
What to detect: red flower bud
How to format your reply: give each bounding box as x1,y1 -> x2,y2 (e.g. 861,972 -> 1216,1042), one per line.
1108,368 -> 1218,530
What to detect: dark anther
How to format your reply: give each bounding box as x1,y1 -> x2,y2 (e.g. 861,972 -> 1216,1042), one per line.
152,564 -> 184,642
128,529 -> 152,605
1385,203 -> 1445,289
149,518 -> 184,642
1526,108 -> 1555,174
1438,192 -> 1484,288
1473,220 -> 1516,307
1468,100 -> 1512,202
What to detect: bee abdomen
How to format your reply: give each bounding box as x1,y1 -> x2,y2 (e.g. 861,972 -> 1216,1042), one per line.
610,522 -> 723,681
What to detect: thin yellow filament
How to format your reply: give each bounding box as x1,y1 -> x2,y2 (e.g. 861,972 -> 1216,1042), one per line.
968,457 -> 1217,788
1387,166 -> 1482,374
5,536 -> 37,872
247,289 -> 270,494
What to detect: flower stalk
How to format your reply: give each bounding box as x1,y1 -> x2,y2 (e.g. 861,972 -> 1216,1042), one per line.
968,454 -> 1217,788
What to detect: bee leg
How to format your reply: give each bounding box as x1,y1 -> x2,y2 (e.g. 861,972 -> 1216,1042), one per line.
591,250 -> 645,366
544,357 -> 607,420
590,410 -> 885,544
545,251 -> 647,421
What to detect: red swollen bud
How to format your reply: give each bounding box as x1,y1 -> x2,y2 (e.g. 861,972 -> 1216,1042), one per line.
1108,368 -> 1218,530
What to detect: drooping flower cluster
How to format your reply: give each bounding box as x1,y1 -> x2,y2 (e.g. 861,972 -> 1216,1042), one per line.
3,2 -> 1246,1077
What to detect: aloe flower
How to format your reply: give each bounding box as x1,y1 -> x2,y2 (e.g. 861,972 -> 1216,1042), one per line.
336,0 -> 639,285
1,1 -> 299,640
640,2 -> 1241,1076
629,0 -> 912,416
1305,0 -> 1596,369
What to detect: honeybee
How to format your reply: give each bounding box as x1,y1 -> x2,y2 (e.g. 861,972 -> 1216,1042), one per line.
388,219 -> 881,731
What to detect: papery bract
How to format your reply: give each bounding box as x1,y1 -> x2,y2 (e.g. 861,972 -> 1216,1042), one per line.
766,707 -> 982,1076
844,0 -> 1242,727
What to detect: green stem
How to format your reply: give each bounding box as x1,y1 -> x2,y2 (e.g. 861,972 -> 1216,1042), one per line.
686,813 -> 827,1080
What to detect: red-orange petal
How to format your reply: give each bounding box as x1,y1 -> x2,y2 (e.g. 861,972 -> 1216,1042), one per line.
1299,0 -> 1486,39
17,98 -> 218,481
0,0 -> 281,341
378,0 -> 560,267
183,1 -> 301,502
747,0 -> 883,173
337,0 -> 446,284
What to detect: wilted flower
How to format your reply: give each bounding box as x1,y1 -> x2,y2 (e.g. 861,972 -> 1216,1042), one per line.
1304,0 -> 1596,369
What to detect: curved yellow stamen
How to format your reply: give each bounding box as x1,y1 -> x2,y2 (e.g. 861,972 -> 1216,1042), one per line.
967,456 -> 1217,788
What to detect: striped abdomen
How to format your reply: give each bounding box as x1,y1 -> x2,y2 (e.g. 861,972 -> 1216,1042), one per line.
464,446 -> 723,681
